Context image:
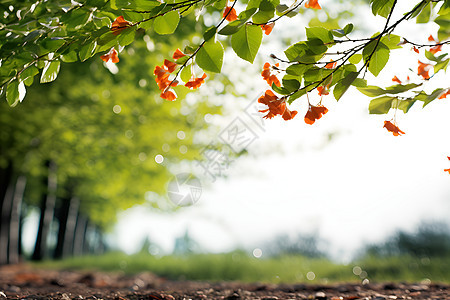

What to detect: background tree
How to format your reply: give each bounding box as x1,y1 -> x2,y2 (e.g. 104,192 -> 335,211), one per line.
0,23 -> 220,263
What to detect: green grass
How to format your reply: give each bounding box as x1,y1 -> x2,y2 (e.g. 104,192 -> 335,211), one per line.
34,251 -> 450,284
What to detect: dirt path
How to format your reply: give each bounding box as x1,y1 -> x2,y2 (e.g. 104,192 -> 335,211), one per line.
1,264 -> 449,299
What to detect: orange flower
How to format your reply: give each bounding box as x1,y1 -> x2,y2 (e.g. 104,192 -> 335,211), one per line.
154,61 -> 178,91
258,90 -> 297,120
445,156 -> 450,174
428,35 -> 435,42
100,48 -> 119,63
438,89 -> 450,99
261,23 -> 275,35
430,44 -> 442,54
325,60 -> 336,69
185,73 -> 207,89
261,62 -> 281,87
173,48 -> 186,60
304,104 -> 328,125
305,0 -> 321,9
317,86 -> 329,96
383,120 -> 405,136
158,77 -> 178,91
111,16 -> 132,35
392,76 -> 402,84
163,59 -> 177,73
281,107 -> 298,121
154,65 -> 169,80
160,90 -> 177,101
412,46 -> 419,53
417,60 -> 431,80
223,6 -> 238,21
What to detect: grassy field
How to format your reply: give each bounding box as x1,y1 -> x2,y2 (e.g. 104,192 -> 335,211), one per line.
34,251 -> 450,283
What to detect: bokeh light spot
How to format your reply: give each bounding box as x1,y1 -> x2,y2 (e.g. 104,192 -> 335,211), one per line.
155,154 -> 164,164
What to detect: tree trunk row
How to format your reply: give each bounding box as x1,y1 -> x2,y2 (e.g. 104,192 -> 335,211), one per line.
0,160 -> 105,265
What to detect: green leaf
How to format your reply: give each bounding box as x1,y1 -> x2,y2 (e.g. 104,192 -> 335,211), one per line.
118,27 -> 136,46
303,68 -> 332,84
180,65 -> 192,83
196,39 -> 224,73
238,7 -> 259,20
203,26 -> 217,41
384,83 -> 421,94
357,85 -> 386,97
288,89 -> 306,103
231,25 -> 262,63
370,0 -> 395,18
6,80 -> 21,107
112,0 -> 159,10
352,78 -> 367,87
435,58 -> 449,73
286,64 -> 309,76
435,13 -> 450,41
424,50 -> 438,61
213,0 -> 227,10
122,11 -> 144,22
306,27 -> 334,44
154,11 -> 180,35
305,38 -> 327,55
410,1 -> 429,19
285,42 -> 307,62
416,1 -> 432,23
218,8 -> 257,36
19,66 -> 39,86
79,41 -> 97,62
252,0 -> 278,24
415,88 -> 446,107
175,55 -> 189,65
368,96 -> 395,114
380,34 -> 401,49
41,38 -> 66,53
331,29 -> 346,37
97,32 -> 119,52
333,71 -> 359,101
438,1 -> 450,15
397,99 -> 416,113
282,79 -> 300,92
331,23 -> 354,38
343,23 -> 354,35
40,60 -> 61,83
219,20 -> 245,35
349,53 -> 362,64
62,8 -> 91,31
276,4 -> 288,13
61,50 -> 79,63
363,41 -> 390,76
271,83 -> 290,95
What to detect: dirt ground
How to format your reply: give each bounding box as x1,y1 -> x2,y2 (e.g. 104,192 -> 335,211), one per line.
0,264 -> 449,300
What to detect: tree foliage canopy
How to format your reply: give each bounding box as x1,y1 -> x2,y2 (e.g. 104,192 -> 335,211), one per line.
1,0 -> 448,119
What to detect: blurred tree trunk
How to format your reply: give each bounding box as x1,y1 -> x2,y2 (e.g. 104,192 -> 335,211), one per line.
18,204 -> 27,257
73,214 -> 88,256
0,161 -> 13,265
8,176 -> 27,264
32,161 -> 57,261
54,194 -> 79,259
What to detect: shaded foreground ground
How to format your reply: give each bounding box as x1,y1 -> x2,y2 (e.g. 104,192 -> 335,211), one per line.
1,264 -> 449,300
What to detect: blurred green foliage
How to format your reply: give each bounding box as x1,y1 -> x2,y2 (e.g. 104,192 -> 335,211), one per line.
35,250 -> 450,283
0,26 -> 222,229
